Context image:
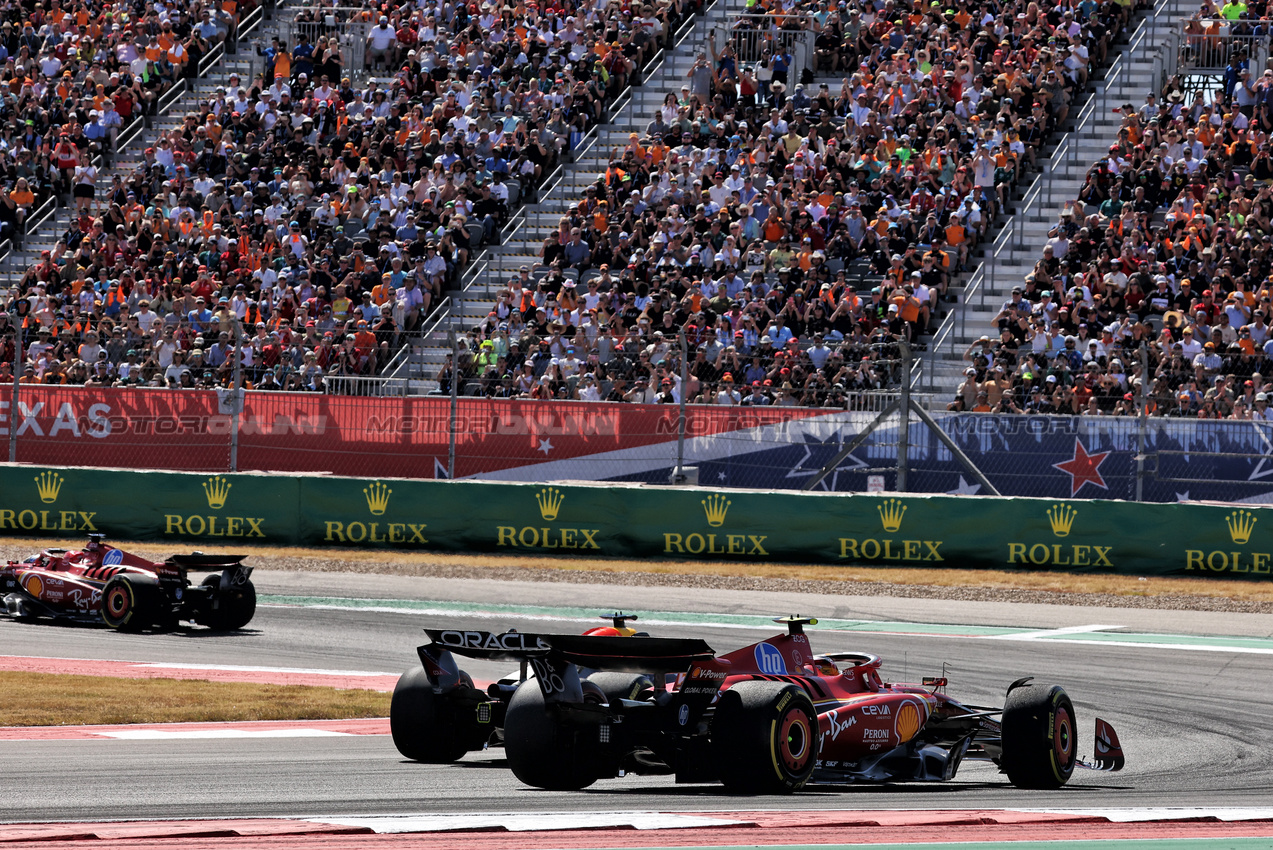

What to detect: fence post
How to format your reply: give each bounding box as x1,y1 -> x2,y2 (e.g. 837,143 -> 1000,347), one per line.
8,321 -> 21,463
675,331 -> 688,478
229,320 -> 242,472
448,329 -> 459,479
1135,344 -> 1149,501
898,339 -> 910,492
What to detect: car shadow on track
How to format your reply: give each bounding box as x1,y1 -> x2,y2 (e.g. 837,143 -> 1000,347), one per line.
570,780 -> 1131,797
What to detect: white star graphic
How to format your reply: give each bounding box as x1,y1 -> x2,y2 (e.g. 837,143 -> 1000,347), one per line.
537,437 -> 554,455
1175,490 -> 1191,502
718,471 -> 727,481
946,476 -> 981,496
785,437 -> 868,491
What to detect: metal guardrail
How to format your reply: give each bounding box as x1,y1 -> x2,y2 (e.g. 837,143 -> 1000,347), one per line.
1179,19 -> 1271,72
725,13 -> 814,75
324,374 -> 412,396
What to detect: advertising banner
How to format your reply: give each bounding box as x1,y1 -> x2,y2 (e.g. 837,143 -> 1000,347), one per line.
10,386 -> 1273,505
1,465 -> 1268,580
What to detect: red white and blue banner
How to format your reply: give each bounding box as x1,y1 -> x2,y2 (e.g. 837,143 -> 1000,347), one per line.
2,387 -> 1270,503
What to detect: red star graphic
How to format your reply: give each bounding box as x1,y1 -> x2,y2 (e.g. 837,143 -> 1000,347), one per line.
1053,439 -> 1111,497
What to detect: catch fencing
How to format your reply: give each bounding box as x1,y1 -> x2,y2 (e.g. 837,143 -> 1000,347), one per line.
7,385 -> 1273,504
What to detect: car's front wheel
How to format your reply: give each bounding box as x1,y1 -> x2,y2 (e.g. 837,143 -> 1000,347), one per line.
1000,682 -> 1077,789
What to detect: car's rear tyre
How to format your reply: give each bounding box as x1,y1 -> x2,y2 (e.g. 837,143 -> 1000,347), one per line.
586,672 -> 653,704
390,667 -> 478,763
504,680 -> 607,790
199,575 -> 256,630
711,680 -> 817,794
1001,683 -> 1077,789
100,574 -> 162,631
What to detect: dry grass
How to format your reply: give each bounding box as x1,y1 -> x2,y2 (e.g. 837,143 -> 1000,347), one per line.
2,536 -> 1271,605
0,671 -> 389,727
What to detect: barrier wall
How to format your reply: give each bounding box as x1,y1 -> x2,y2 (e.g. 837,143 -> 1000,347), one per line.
2,465 -> 1269,579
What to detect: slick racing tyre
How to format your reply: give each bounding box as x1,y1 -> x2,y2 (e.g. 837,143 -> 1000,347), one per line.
100,574 -> 162,631
711,680 -> 817,794
504,679 -> 607,790
1001,683 -> 1077,789
390,667 -> 477,763
199,575 -> 256,630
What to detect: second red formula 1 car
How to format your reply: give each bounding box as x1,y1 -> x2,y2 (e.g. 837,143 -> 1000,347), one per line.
391,616 -> 1125,793
1,534 -> 256,631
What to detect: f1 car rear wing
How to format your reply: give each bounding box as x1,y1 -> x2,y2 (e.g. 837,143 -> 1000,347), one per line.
423,629 -> 715,673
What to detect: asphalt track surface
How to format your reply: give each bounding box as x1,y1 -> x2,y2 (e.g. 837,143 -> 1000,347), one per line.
4,571 -> 1273,824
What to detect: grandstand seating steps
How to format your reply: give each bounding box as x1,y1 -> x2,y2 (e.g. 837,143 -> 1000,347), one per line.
405,4 -> 1184,394
0,58 -> 258,291
401,0 -> 744,390
921,0 -> 1194,393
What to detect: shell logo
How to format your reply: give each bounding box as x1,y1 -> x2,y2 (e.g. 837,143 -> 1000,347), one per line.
22,573 -> 44,598
894,699 -> 924,743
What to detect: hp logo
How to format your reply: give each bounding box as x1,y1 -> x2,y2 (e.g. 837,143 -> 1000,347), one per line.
678,704 -> 690,726
102,549 -> 123,566
754,643 -> 787,675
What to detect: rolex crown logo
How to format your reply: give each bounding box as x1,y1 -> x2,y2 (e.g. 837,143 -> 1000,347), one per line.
364,481 -> 392,516
202,475 -> 232,510
1226,509 -> 1257,545
702,494 -> 732,527
536,487 -> 565,521
35,471 -> 64,504
877,498 -> 906,533
1047,503 -> 1077,538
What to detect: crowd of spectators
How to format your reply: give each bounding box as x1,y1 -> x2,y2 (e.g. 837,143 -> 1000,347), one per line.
439,0 -> 1142,405
951,16 -> 1273,419
0,0 -> 232,244
2,0 -> 697,391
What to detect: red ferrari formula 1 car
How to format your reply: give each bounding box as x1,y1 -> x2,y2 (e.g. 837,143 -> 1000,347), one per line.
391,616 -> 1125,793
1,534 -> 256,631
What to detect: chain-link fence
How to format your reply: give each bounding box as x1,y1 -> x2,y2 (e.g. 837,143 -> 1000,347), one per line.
10,380 -> 1273,503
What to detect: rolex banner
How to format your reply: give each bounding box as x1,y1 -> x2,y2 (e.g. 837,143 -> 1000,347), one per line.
1,465 -> 1269,579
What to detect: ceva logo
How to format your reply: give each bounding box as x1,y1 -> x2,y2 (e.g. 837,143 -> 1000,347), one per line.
754,642 -> 787,675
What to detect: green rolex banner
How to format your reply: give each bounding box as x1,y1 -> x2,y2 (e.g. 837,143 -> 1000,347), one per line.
0,465 -> 1269,579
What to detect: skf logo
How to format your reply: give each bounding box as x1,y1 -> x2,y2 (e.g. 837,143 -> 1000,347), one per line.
1185,508 -> 1270,574
325,481 -> 427,545
702,494 -> 731,527
839,498 -> 942,563
202,476 -> 231,510
364,481 -> 392,516
35,471 -> 64,504
877,498 -> 906,532
665,492 -> 767,556
166,474 -> 265,539
536,487 -> 564,521
1047,503 -> 1077,538
1227,510 -> 1256,545
496,488 -> 599,550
